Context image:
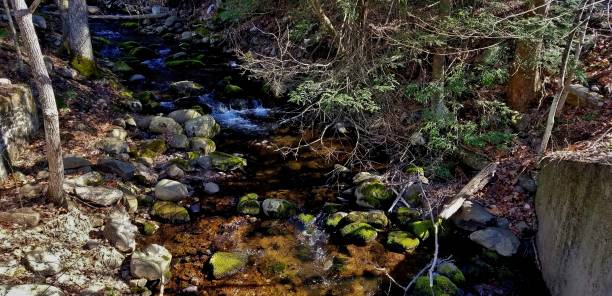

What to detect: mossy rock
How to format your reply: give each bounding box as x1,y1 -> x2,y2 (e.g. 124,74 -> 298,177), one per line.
325,212 -> 347,228
71,56 -> 97,78
112,61 -> 134,74
261,199 -> 297,219
386,231 -> 420,253
191,137 -> 216,154
166,60 -> 205,71
297,213 -> 316,225
210,152 -> 247,171
132,139 -> 167,158
92,36 -> 111,45
355,180 -> 394,209
436,262 -> 465,285
161,33 -> 175,41
170,157 -> 192,171
237,193 -> 260,215
413,274 -> 459,296
119,41 -> 140,50
322,202 -> 344,214
129,46 -> 156,60
143,221 -> 160,235
135,91 -> 159,111
151,201 -> 190,223
408,220 -> 434,241
120,21 -> 140,29
338,210 -> 389,229
339,222 -> 378,244
224,84 -> 243,95
396,207 -> 420,225
209,252 -> 248,279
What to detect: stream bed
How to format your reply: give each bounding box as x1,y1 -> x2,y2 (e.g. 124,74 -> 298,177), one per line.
90,20 -> 548,296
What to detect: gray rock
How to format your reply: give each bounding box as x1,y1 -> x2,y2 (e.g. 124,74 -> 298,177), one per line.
154,179 -> 189,201
1,284 -> 64,296
149,116 -> 184,135
64,171 -> 103,188
165,164 -> 185,179
32,15 -> 47,29
196,155 -> 212,170
129,74 -> 146,82
130,244 -> 172,280
103,209 -> 138,252
133,163 -> 158,185
168,109 -> 201,124
451,201 -> 496,231
262,199 -> 297,218
128,100 -> 143,113
469,227 -> 520,256
87,5 -> 101,14
184,115 -> 220,138
63,156 -> 91,170
518,175 -> 537,193
57,67 -> 78,79
25,249 -> 61,276
169,80 -> 202,95
75,186 -> 123,206
352,172 -> 379,184
19,183 -> 43,198
108,127 -> 128,140
191,137 -> 216,154
97,159 -> 135,179
164,15 -> 177,27
0,208 -> 40,227
135,115 -> 153,129
203,182 -> 219,194
168,134 -> 189,149
180,31 -> 193,41
98,137 -> 128,155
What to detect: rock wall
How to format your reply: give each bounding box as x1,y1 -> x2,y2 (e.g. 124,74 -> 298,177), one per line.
536,158 -> 612,296
0,83 -> 40,180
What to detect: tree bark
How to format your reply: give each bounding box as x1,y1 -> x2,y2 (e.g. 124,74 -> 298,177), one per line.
506,0 -> 550,112
67,0 -> 96,77
55,0 -> 69,49
2,0 -> 23,69
431,0 -> 452,115
11,0 -> 65,206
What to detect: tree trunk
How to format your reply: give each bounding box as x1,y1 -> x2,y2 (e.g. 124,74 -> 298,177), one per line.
2,0 -> 23,70
431,0 -> 452,115
55,0 -> 69,49
67,0 -> 96,77
506,0 -> 550,111
11,0 -> 66,206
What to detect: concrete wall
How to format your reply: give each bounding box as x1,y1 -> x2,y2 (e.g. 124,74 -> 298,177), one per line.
0,83 -> 40,180
536,159 -> 612,296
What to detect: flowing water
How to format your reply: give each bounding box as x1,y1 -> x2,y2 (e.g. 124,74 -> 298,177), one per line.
90,21 -> 548,295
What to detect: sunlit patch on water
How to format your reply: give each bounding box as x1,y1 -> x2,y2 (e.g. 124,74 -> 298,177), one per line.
199,93 -> 271,133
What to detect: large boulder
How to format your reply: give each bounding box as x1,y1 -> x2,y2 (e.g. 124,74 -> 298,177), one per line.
208,252 -> 248,279
184,115 -> 220,138
149,116 -> 184,135
339,222 -> 377,244
168,109 -> 201,124
451,200 -> 495,231
154,179 -> 189,201
469,227 -> 519,257
130,244 -> 172,281
103,209 -> 137,252
97,159 -> 135,179
355,179 -> 394,209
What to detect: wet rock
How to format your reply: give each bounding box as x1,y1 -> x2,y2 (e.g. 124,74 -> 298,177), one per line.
25,249 -> 61,276
130,244 -> 172,281
339,222 -> 378,244
0,284 -> 64,296
408,220 -> 434,240
297,213 -> 316,225
469,227 -> 519,256
322,202 -> 344,214
325,212 -> 348,228
203,182 -> 219,194
338,211 -> 389,229
97,159 -> 135,179
0,208 -> 40,227
75,186 -> 123,206
237,193 -> 260,215
168,109 -> 201,124
151,201 -> 190,223
451,201 -> 495,231
149,116 -> 184,135
98,137 -> 128,155
262,198 -> 297,218
63,156 -> 91,170
191,137 -> 216,154
208,251 -> 248,279
184,115 -> 219,138
108,127 -> 128,140
169,80 -> 203,96
103,209 -> 137,252
355,180 -> 394,209
386,231 -> 420,253
395,207 -> 420,225
436,262 -> 465,285
168,134 -> 189,149
209,152 -> 247,171
414,274 -> 459,296
155,179 -> 189,201
165,164 -> 185,179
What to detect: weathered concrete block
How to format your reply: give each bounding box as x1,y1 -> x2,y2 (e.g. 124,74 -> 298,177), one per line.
0,84 -> 40,180
536,158 -> 612,296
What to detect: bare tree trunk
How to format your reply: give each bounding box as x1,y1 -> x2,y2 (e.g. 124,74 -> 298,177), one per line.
67,0 -> 96,77
506,0 -> 550,112
11,0 -> 65,206
309,0 -> 338,42
2,0 -> 23,69
55,0 -> 69,50
431,0 -> 451,115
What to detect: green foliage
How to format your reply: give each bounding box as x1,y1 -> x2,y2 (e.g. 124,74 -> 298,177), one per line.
480,68 -> 508,87
289,19 -> 314,43
0,28 -> 7,39
216,0 -> 260,23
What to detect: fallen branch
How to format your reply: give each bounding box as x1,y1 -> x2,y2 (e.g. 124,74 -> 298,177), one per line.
438,162 -> 498,219
88,12 -> 168,20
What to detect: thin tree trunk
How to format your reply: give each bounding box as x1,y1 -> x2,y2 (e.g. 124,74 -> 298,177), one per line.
431,0 -> 451,115
309,0 -> 338,42
55,0 -> 69,49
2,0 -> 23,69
11,0 -> 65,206
539,0 -> 593,157
506,0 -> 550,112
67,0 -> 96,77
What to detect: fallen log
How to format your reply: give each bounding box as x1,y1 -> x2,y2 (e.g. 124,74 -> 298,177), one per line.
89,12 -> 168,20
438,162 -> 498,219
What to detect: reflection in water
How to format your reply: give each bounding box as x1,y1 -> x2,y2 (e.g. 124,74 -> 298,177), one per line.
199,93 -> 271,133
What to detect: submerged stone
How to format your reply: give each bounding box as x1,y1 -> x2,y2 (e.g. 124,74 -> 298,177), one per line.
237,193 -> 260,215
209,152 -> 247,171
209,251 -> 248,279
339,222 -> 378,244
355,179 -> 394,209
386,231 -> 420,253
262,198 -> 297,218
414,274 -> 459,296
151,201 -> 190,223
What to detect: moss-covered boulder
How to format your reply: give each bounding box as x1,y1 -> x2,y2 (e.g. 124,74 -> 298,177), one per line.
151,201 -> 190,223
185,115 -> 220,138
135,91 -> 160,111
209,251 -> 248,279
112,61 -> 134,74
132,139 -> 167,159
322,202 -> 344,214
224,84 -> 243,95
338,210 -> 389,229
71,56 -> 97,77
325,212 -> 348,228
355,179 -> 394,209
413,274 -> 459,296
237,193 -> 260,215
210,152 -> 247,171
297,213 -> 316,225
396,207 -> 420,225
169,81 -> 203,96
191,137 -> 216,154
166,60 -> 205,71
261,198 -> 297,218
408,220 -> 434,240
129,46 -> 156,60
386,231 -> 420,253
340,222 -> 378,244
436,262 -> 465,285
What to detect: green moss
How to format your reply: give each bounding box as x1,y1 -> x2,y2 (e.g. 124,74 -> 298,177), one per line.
237,193 -> 260,215
209,252 -> 248,279
224,84 -> 243,95
356,180 -> 394,208
166,59 -> 205,71
193,27 -> 210,37
322,202 -> 344,214
210,152 -> 247,171
143,221 -> 159,235
437,262 -> 465,285
151,201 -> 190,223
132,139 -> 167,158
269,262 -> 286,275
71,56 -> 97,78
186,151 -> 201,160
129,46 -> 156,60
338,211 -> 388,229
298,213 -> 316,225
118,41 -> 140,50
386,231 -> 420,253
339,222 -> 378,244
120,21 -> 140,29
408,220 -> 434,240
92,36 -> 111,45
396,207 -> 419,225
261,199 -> 297,218
406,165 -> 425,175
325,212 -> 347,228
135,91 -> 159,111
170,157 -> 190,170
413,275 -> 459,296
191,137 -> 216,154
112,61 -> 133,73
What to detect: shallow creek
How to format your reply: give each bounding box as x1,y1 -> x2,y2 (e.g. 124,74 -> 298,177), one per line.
91,21 -> 547,295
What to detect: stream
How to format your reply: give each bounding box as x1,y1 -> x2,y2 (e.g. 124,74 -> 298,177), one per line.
90,20 -> 548,295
